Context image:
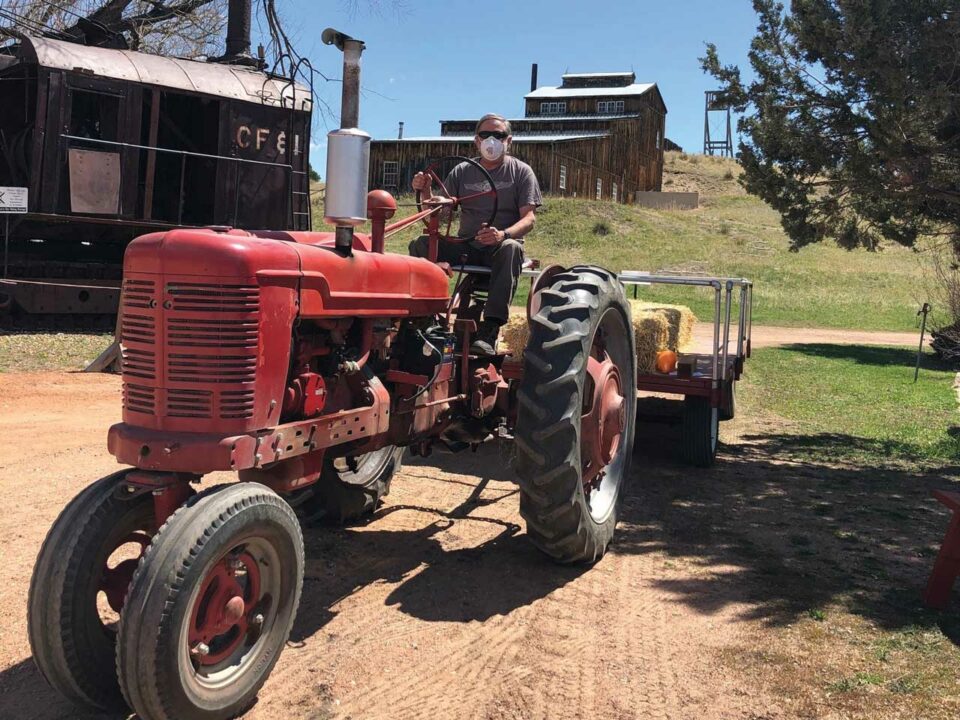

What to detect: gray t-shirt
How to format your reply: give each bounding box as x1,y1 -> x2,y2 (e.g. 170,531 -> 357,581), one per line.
441,155 -> 542,247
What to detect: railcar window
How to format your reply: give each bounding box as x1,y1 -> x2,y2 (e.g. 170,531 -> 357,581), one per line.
70,91 -> 120,141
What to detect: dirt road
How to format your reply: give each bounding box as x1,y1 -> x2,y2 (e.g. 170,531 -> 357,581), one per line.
0,370 -> 782,720
0,322 -> 945,720
691,323 -> 919,350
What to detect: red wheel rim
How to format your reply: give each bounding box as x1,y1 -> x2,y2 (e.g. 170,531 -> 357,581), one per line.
99,531 -> 151,614
188,550 -> 262,666
581,348 -> 625,490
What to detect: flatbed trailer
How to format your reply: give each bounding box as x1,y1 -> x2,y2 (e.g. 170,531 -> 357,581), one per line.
619,272 -> 754,467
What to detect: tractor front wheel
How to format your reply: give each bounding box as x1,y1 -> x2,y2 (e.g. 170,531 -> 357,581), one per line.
514,266 -> 637,563
116,483 -> 304,720
28,470 -> 155,711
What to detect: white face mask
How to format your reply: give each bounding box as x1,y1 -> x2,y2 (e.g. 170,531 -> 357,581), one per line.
479,136 -> 505,161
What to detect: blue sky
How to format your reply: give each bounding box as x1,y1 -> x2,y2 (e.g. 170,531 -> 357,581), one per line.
279,0 -> 761,173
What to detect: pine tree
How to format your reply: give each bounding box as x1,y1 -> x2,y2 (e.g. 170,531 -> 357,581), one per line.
702,0 -> 960,251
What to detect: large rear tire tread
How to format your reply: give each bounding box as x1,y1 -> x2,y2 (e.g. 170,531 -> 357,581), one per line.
116,483 -> 304,720
28,469 -> 153,711
514,266 -> 636,564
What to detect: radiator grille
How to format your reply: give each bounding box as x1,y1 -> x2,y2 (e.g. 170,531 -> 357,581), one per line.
166,389 -> 214,418
123,383 -> 155,414
121,279 -> 155,309
120,279 -> 260,421
120,313 -> 156,345
166,317 -> 258,348
168,284 -> 259,313
121,347 -> 156,380
220,389 -> 256,419
163,282 -> 260,420
166,353 -> 258,384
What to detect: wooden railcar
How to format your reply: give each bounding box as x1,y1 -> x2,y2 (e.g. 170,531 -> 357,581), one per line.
0,34 -> 312,323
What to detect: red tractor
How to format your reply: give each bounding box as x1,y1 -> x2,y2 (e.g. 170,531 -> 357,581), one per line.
27,30 -> 637,720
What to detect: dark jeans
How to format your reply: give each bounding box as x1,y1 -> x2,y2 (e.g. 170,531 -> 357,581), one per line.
408,236 -> 524,323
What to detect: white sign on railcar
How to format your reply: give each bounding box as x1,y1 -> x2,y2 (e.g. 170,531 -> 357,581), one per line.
0,187 -> 28,213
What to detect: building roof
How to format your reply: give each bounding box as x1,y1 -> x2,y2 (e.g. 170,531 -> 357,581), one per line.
525,83 -> 656,99
441,114 -> 640,124
561,72 -> 635,79
377,132 -> 610,143
8,35 -> 311,111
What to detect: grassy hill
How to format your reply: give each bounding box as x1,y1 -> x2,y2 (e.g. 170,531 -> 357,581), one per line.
314,153 -> 928,332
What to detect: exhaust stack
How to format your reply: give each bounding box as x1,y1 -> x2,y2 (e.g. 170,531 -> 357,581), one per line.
321,28 -> 371,253
219,0 -> 258,67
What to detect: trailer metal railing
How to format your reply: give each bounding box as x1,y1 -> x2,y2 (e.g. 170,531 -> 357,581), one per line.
618,271 -> 753,391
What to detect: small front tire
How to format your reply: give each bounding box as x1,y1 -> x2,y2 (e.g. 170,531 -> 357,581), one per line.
116,483 -> 304,720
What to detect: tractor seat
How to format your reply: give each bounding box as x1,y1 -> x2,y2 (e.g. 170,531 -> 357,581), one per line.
450,258 -> 538,276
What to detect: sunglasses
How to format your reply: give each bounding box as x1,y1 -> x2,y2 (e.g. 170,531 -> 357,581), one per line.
477,130 -> 508,140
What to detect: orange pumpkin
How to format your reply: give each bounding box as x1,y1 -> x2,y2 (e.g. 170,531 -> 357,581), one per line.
655,350 -> 678,374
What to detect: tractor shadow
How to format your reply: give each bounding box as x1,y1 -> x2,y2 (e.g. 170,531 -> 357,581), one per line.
620,414 -> 960,646
290,443 -> 589,643
0,658 -> 122,720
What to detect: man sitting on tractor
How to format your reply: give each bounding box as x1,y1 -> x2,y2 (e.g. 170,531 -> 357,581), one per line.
410,113 -> 542,355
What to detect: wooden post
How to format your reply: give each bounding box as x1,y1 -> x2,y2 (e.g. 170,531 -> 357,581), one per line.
84,304 -> 122,373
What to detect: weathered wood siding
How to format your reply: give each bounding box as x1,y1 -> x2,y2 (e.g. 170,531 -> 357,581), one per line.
369,87 -> 667,201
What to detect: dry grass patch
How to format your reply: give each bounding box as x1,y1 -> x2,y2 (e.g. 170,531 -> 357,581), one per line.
0,332 -> 111,372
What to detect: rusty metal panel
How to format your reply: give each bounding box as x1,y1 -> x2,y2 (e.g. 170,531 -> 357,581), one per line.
68,148 -> 121,214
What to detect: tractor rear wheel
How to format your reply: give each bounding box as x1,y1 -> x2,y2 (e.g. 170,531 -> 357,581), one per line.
302,446 -> 404,524
28,470 -> 155,711
116,483 -> 303,720
514,266 -> 637,563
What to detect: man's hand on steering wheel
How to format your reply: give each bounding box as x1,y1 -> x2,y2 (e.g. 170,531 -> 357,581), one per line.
475,223 -> 504,247
411,171 -> 432,194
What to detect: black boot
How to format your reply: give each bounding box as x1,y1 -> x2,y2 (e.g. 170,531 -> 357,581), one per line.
470,319 -> 502,356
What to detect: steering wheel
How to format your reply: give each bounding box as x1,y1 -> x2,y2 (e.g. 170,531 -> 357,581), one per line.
414,156 -> 499,243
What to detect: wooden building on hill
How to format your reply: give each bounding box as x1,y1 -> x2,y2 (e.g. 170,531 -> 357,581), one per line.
368,69 -> 667,204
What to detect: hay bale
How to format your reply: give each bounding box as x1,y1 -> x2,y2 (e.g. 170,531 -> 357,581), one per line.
629,300 -> 696,351
502,299 -> 697,375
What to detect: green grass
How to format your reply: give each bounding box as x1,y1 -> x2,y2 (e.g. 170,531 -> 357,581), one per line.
523,195 -> 925,331
738,344 -> 960,463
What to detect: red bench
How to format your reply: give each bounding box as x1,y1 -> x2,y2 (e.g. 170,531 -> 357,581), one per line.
924,490 -> 960,610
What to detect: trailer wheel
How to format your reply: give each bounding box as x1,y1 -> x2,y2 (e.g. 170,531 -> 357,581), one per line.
28,470 -> 155,710
116,483 -> 303,720
514,266 -> 637,563
296,446 -> 404,524
719,380 -> 736,421
681,397 -> 719,467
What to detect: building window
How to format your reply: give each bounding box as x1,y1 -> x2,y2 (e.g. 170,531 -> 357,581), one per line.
596,100 -> 625,114
596,178 -> 602,200
559,164 -> 567,190
612,182 -> 618,202
382,161 -> 399,187
540,101 -> 567,115
656,130 -> 661,150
